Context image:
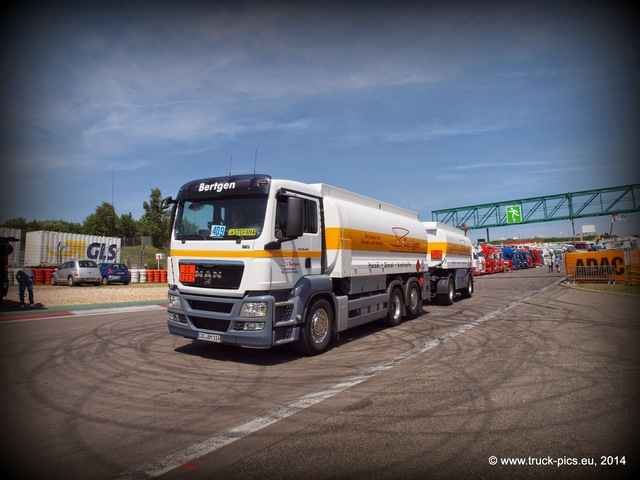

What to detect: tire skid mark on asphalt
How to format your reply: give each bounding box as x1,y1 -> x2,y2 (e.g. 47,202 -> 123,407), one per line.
0,310 -> 74,321
112,281 -> 559,480
69,305 -> 166,316
0,304 -> 165,322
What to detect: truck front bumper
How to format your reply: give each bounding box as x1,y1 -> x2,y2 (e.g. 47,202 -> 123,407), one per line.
166,290 -> 300,348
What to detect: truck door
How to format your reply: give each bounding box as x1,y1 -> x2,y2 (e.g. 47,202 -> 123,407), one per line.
276,194 -> 322,276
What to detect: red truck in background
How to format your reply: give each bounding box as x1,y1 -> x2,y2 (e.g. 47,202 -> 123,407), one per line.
479,244 -> 504,274
480,244 -> 494,274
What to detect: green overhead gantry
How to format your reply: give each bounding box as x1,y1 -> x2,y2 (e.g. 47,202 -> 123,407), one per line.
431,184 -> 640,239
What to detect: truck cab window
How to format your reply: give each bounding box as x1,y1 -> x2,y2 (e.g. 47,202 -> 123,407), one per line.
176,197 -> 267,240
275,196 -> 318,239
302,199 -> 318,234
275,197 -> 288,239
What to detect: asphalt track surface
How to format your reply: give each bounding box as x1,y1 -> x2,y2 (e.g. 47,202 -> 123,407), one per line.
0,267 -> 638,480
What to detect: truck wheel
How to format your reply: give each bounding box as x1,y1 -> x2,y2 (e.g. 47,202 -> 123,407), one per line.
461,274 -> 474,299
297,298 -> 333,355
386,286 -> 404,326
406,281 -> 422,318
438,276 -> 455,306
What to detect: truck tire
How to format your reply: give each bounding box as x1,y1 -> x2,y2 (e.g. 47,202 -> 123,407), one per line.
406,281 -> 422,318
461,274 -> 474,299
438,276 -> 455,306
296,298 -> 333,355
386,286 -> 404,326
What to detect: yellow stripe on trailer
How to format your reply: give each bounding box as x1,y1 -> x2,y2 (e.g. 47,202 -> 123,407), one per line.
428,241 -> 473,257
326,227 -> 428,254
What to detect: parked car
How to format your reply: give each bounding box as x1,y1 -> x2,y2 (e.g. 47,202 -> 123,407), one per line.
98,262 -> 131,285
50,259 -> 102,286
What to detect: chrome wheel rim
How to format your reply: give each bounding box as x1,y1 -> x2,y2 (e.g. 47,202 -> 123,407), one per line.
310,309 -> 329,344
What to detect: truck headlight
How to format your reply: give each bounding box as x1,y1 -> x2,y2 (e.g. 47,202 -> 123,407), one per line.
239,302 -> 268,318
168,295 -> 181,310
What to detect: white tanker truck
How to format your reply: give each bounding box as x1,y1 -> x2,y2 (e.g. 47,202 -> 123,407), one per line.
423,221 -> 474,305
162,174 -> 430,355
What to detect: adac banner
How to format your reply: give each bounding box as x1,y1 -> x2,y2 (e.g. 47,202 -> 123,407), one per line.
565,249 -> 640,284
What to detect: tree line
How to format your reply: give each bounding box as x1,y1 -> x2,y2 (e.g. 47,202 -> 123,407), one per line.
1,189 -> 170,248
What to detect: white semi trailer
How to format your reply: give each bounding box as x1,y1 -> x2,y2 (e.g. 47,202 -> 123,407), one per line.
24,231 -> 121,266
423,221 -> 474,305
162,174 -> 429,355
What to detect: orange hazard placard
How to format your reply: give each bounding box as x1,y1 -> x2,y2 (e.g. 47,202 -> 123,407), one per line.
179,264 -> 196,283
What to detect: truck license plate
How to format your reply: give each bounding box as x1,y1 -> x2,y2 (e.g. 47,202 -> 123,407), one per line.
197,332 -> 221,343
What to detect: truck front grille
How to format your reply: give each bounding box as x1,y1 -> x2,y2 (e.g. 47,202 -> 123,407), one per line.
189,299 -> 233,313
179,262 -> 244,289
189,316 -> 230,332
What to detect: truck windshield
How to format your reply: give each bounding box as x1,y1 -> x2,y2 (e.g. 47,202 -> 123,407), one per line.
174,196 -> 267,240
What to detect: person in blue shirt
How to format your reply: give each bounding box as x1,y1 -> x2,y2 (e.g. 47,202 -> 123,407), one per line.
16,267 -> 35,308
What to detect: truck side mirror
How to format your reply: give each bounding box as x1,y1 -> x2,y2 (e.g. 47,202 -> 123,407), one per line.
161,196 -> 175,210
286,197 -> 304,238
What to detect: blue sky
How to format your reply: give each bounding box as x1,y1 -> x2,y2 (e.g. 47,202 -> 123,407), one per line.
1,0 -> 639,242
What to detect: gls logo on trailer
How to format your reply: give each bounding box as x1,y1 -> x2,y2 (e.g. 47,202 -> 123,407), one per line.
45,239 -> 119,261
86,243 -> 118,261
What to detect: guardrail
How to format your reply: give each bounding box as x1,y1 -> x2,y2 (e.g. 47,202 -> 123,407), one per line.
566,266 -> 616,284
